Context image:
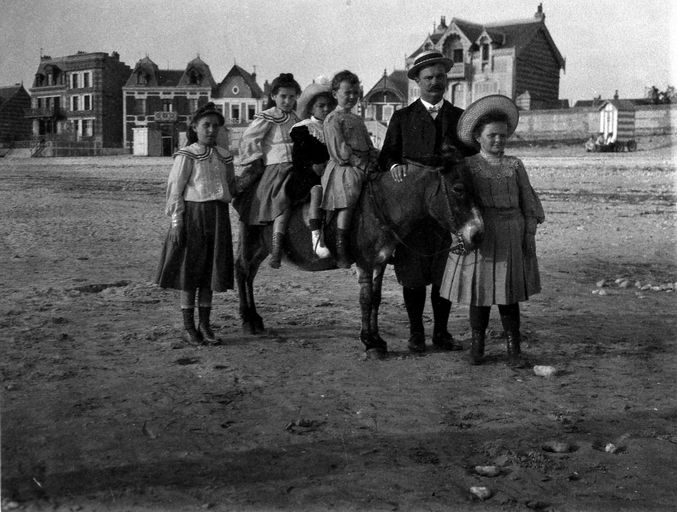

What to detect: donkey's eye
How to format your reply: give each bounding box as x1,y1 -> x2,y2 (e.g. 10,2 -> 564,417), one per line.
451,183 -> 465,196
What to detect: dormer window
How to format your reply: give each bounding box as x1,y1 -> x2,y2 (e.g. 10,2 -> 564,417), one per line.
453,48 -> 464,64
189,70 -> 202,85
481,41 -> 491,71
136,71 -> 148,85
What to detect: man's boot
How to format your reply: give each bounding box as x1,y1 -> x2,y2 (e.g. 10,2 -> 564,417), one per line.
335,228 -> 351,269
269,232 -> 284,269
470,329 -> 485,365
182,308 -> 203,345
431,287 -> 462,351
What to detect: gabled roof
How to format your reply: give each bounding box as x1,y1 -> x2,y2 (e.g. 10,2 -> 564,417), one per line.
408,33 -> 443,60
483,18 -> 565,69
599,99 -> 636,111
364,70 -> 408,102
452,18 -> 484,44
0,85 -> 24,102
409,13 -> 565,70
219,65 -> 264,98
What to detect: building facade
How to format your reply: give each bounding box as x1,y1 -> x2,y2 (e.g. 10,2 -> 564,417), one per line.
406,4 -> 565,110
361,70 -> 409,148
123,56 -> 216,155
26,51 -> 131,148
0,84 -> 32,143
212,64 -> 265,126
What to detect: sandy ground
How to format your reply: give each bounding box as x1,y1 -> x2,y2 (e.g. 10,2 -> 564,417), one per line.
1,137 -> 676,511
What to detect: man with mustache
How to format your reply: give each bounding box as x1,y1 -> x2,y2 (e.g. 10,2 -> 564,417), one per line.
379,50 -> 476,354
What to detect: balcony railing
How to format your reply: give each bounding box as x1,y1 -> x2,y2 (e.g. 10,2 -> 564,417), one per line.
24,107 -> 63,119
154,111 -> 178,122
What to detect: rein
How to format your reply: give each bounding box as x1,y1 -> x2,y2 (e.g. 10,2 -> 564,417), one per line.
366,168 -> 467,258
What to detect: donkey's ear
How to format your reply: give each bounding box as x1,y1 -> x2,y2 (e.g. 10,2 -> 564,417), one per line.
439,145 -> 464,174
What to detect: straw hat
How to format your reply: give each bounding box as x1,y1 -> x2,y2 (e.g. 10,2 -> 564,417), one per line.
296,76 -> 333,119
407,50 -> 453,80
190,101 -> 225,126
457,94 -> 519,147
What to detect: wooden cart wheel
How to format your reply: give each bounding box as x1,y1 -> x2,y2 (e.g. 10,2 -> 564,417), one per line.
614,142 -> 623,152
626,140 -> 637,152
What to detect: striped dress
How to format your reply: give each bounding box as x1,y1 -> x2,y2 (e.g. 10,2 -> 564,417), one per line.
439,153 -> 544,306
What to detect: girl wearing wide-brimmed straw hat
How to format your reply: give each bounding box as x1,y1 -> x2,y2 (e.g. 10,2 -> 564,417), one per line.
439,95 -> 545,366
286,76 -> 336,258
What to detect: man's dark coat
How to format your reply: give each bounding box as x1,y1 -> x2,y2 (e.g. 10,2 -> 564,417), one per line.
378,99 -> 475,288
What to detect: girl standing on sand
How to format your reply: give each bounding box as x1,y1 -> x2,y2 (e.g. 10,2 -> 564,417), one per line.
156,102 -> 236,346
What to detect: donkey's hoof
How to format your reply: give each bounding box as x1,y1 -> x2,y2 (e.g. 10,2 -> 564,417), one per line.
242,321 -> 265,335
364,347 -> 388,360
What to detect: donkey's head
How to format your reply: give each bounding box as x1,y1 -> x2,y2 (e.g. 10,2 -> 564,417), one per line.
426,145 -> 483,253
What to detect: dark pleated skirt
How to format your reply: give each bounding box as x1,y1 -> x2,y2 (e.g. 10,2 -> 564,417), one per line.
155,200 -> 234,292
234,162 -> 293,225
286,166 -> 321,204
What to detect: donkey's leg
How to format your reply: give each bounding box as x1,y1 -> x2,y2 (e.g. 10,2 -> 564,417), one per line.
368,263 -> 388,350
245,231 -> 269,334
357,266 -> 373,345
236,223 -> 268,334
235,222 -> 256,333
357,265 -> 387,358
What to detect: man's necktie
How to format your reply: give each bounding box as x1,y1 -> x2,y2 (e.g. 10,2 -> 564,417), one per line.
428,106 -> 439,118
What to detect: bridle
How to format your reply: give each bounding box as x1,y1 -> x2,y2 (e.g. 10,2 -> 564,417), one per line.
366,166 -> 469,257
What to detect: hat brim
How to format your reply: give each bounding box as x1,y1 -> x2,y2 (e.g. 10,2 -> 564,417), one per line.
407,56 -> 453,80
457,95 -> 519,147
296,83 -> 333,119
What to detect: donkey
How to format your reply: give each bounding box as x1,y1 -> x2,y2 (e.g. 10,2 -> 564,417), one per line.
234,156 -> 483,358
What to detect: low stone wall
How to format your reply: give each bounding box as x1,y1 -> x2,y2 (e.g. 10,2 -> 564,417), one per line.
514,104 -> 676,142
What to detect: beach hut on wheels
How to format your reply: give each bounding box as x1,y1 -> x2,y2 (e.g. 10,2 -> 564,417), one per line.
598,95 -> 637,152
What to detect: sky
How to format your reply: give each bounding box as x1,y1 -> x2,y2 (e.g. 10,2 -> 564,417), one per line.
1,0 -> 674,104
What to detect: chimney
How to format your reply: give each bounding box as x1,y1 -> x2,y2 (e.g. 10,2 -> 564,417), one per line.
534,3 -> 545,20
613,90 -> 619,100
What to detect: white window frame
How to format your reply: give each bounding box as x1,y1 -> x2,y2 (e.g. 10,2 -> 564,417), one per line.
81,118 -> 94,137
382,104 -> 394,123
